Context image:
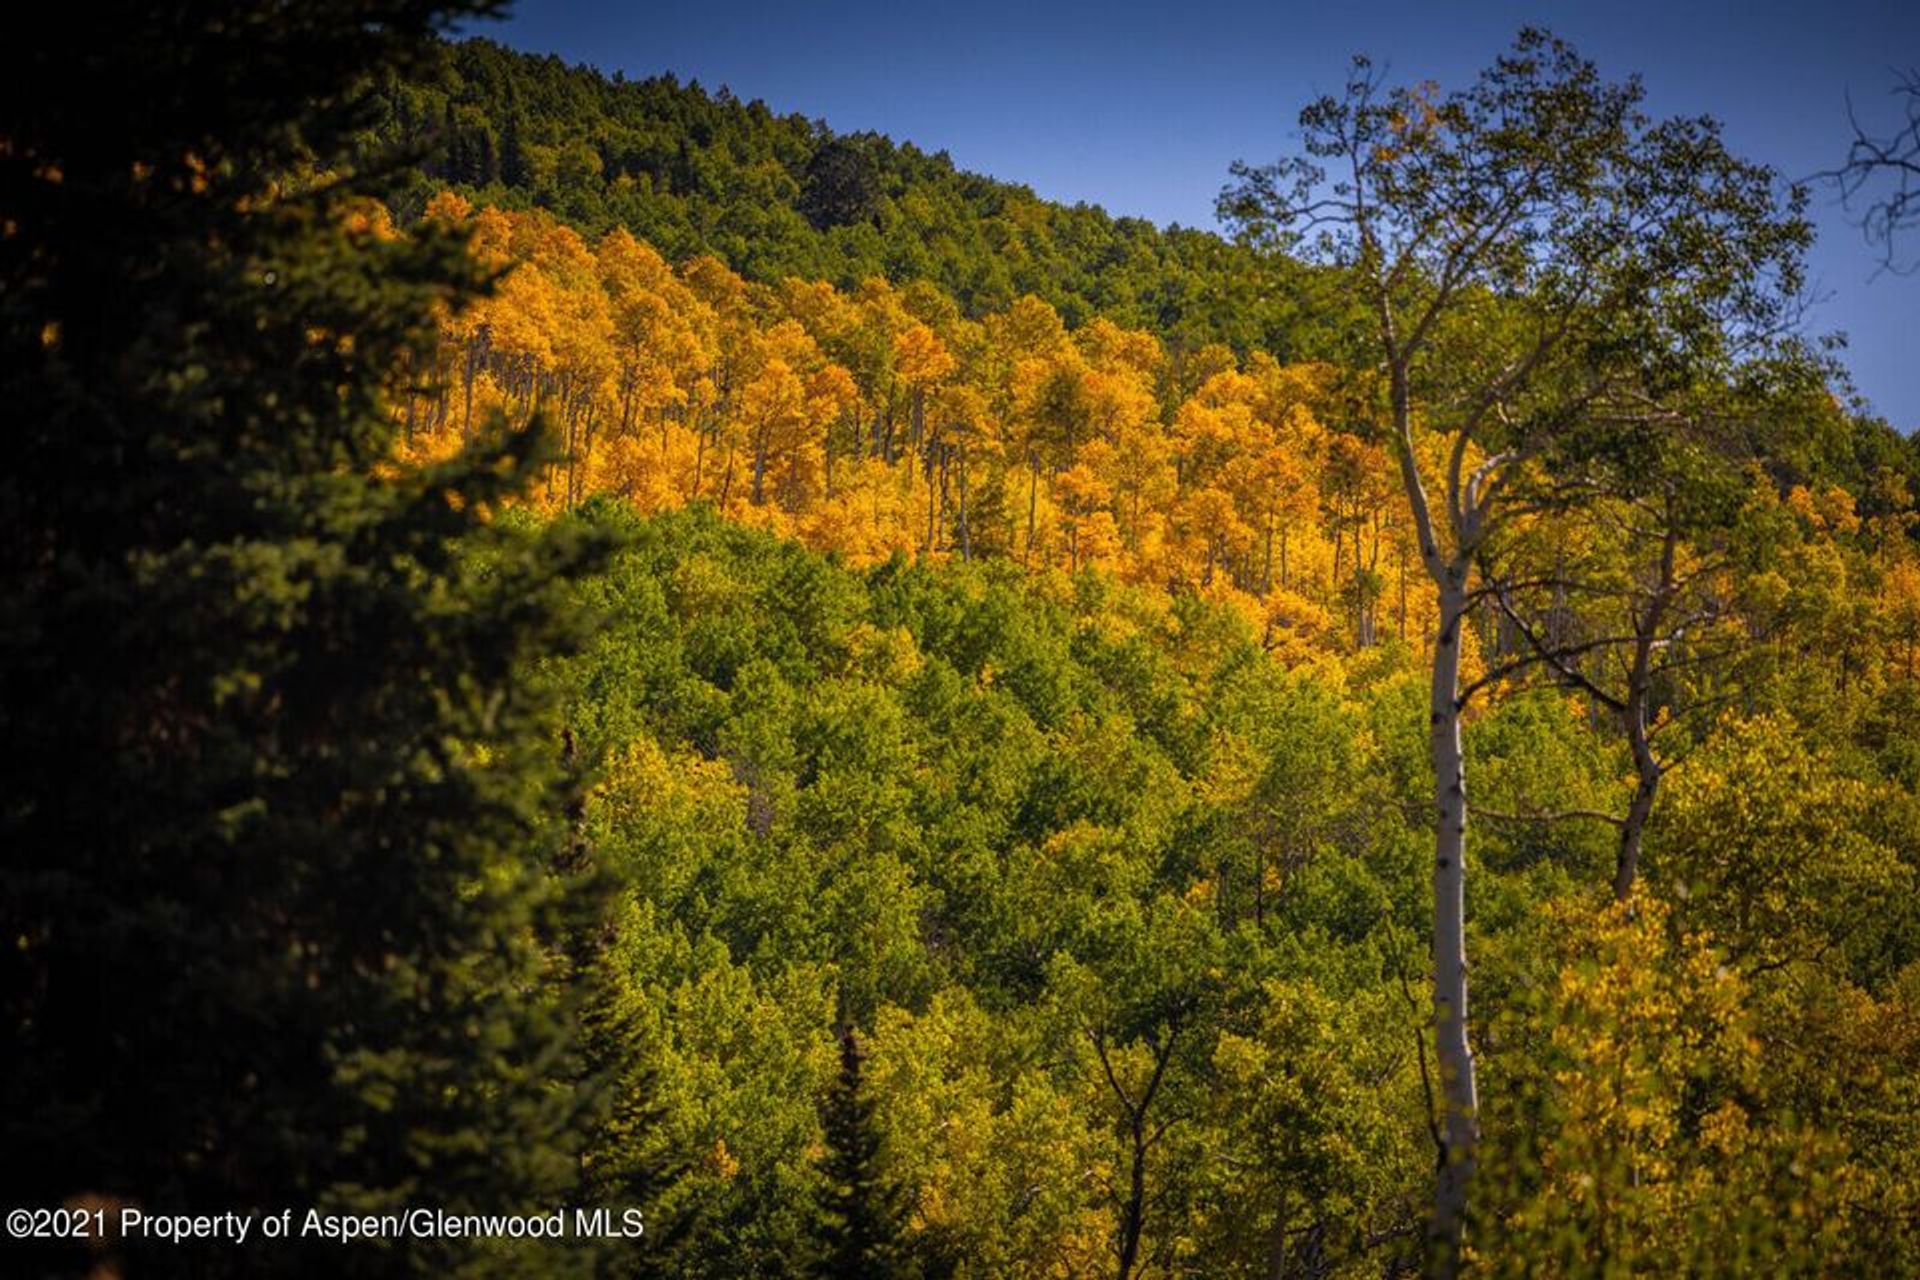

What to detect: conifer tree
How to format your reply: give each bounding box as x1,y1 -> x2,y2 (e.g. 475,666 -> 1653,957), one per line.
815,1022 -> 904,1279
1,4 -> 616,1275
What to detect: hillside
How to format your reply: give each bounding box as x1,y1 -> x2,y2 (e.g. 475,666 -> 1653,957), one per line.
372,37 -> 1342,357
543,501 -> 1920,1275
373,38 -> 1920,503
12,6 -> 1920,1278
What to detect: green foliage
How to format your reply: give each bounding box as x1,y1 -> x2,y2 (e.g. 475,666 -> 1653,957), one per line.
371,38 -> 1342,357
11,13 -> 1920,1278
815,1025 -> 908,1278
552,504 -> 1920,1276
1657,712 -> 1919,984
553,505 -> 1439,1276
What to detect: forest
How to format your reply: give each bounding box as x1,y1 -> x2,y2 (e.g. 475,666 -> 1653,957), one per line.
5,3 -> 1920,1279
367,36 -> 1384,356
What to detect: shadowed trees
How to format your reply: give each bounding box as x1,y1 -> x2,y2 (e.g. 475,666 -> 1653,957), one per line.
1,3 -> 620,1276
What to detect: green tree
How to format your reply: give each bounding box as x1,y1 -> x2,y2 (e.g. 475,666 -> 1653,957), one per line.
1,3 -> 616,1276
1221,29 -> 1810,1270
815,1022 -> 907,1278
801,138 -> 885,232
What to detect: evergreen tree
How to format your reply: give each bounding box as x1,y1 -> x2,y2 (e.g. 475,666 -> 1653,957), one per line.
1,3 -> 616,1276
800,138 -> 883,231
815,1022 -> 904,1279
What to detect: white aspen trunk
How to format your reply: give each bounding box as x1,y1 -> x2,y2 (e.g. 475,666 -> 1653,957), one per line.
956,438 -> 971,562
1385,353 -> 1481,1277
1428,578 -> 1478,1275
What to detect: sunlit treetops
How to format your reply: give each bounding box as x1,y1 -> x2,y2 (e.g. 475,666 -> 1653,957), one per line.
383,192 -> 1920,700
391,194 -> 1408,655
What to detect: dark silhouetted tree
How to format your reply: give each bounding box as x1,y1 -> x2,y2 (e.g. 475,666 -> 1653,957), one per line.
801,137 -> 884,231
0,3 -> 619,1276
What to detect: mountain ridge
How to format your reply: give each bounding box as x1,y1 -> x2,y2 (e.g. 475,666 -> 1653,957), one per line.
374,36 -> 1337,357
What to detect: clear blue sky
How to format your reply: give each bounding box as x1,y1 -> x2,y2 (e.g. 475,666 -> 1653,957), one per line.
477,0 -> 1919,430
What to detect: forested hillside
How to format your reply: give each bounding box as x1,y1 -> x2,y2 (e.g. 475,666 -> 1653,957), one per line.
371,37 -> 1919,484
375,193 -> 1920,677
544,501 -> 1920,1275
9,4 -> 1920,1278
370,38 -> 1342,356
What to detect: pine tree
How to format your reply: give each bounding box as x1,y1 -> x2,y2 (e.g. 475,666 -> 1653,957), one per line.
815,1023 -> 904,1279
1,4 -> 617,1276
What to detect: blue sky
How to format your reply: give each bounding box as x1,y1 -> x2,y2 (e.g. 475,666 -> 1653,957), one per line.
478,1 -> 1919,430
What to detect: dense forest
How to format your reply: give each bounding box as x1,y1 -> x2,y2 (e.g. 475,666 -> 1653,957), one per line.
6,3 -> 1920,1279
367,37 -> 1376,358
366,37 -> 1919,492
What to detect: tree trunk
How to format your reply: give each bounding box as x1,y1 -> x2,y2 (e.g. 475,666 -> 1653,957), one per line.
460,338 -> 479,440
957,439 -> 971,562
925,438 -> 939,556
1263,508 -> 1275,596
1025,453 -> 1039,569
1117,1117 -> 1148,1280
1615,522 -> 1678,900
1428,580 -> 1478,1276
1616,730 -> 1659,902
1398,543 -> 1409,642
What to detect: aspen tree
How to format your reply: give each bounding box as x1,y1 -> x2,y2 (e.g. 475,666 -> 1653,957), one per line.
1222,30 -> 1809,1269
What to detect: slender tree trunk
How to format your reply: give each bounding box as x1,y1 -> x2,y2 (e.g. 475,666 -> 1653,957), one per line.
938,444 -> 950,535
1616,719 -> 1659,902
1095,1029 -> 1175,1280
1383,350 -> 1482,1277
461,338 -> 479,440
1399,543 -> 1409,642
1428,579 -> 1478,1275
1615,522 -> 1678,900
1263,508 -> 1275,595
1025,452 -> 1039,569
1254,846 -> 1265,927
925,446 -> 938,557
1117,1117 -> 1148,1280
957,439 -> 971,562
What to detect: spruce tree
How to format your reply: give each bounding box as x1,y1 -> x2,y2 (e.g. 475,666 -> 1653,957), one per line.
2,4 -> 614,1275
815,1023 -> 903,1279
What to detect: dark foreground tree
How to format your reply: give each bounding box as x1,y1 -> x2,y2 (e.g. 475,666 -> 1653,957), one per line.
1221,29 -> 1809,1274
1,4 -> 617,1276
